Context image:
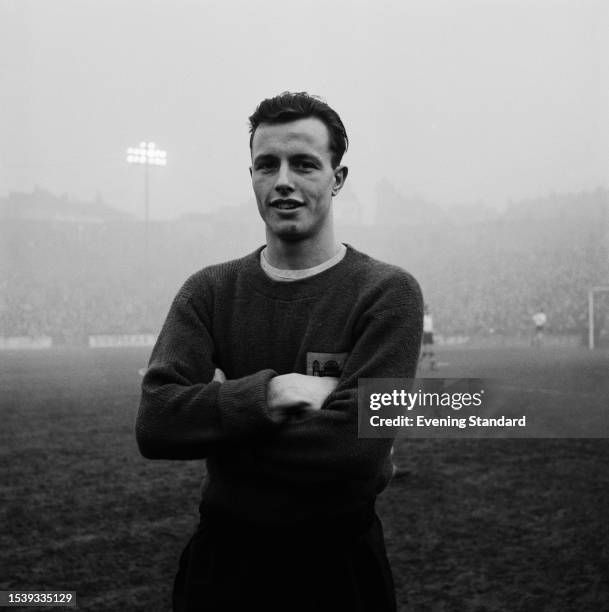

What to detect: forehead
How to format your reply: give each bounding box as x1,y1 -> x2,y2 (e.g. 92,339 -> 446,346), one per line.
251,117 -> 332,159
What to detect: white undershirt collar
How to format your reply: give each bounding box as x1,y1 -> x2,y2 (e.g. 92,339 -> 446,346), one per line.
260,244 -> 347,282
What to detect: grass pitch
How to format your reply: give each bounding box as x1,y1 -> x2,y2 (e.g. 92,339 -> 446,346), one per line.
1,346 -> 608,611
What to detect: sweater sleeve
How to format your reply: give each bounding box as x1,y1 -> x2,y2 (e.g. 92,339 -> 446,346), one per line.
135,288 -> 279,460
252,274 -> 424,482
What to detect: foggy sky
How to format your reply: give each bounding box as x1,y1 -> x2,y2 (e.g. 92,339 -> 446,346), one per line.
1,0 -> 608,220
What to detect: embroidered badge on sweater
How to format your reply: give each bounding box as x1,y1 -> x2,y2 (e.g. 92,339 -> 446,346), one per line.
306,352 -> 349,377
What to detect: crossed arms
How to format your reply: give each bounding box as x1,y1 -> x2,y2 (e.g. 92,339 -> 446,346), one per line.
136,278 -> 422,481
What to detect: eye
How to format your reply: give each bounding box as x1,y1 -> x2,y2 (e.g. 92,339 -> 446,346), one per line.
255,159 -> 277,172
294,159 -> 316,171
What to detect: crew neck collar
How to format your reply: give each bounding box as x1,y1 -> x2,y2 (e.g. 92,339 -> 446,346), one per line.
260,244 -> 347,281
242,243 -> 360,301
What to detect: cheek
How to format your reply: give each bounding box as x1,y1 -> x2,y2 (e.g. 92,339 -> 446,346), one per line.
311,184 -> 333,203
303,178 -> 332,199
316,175 -> 335,194
252,178 -> 268,198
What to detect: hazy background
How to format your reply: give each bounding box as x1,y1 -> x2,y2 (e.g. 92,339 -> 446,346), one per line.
1,0 -> 608,346
1,0 -> 608,220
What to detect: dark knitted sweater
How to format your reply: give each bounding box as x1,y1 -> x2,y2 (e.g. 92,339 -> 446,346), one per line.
136,244 -> 423,525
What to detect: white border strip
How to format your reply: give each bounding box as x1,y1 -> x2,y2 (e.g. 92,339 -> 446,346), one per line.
0,336 -> 53,350
88,334 -> 157,348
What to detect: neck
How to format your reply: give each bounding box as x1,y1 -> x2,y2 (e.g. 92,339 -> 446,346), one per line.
264,229 -> 341,270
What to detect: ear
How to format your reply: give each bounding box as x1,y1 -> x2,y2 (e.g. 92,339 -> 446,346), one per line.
331,165 -> 348,196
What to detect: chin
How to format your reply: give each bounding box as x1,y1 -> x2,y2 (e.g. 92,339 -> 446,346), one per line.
268,222 -> 310,242
276,227 -> 308,242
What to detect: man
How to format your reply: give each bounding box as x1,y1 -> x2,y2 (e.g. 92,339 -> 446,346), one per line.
136,92 -> 423,611
420,304 -> 436,370
532,308 -> 547,347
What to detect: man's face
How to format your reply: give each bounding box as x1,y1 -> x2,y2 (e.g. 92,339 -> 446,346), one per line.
250,117 -> 346,243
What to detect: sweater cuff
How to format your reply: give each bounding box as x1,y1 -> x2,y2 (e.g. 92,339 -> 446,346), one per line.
217,369 -> 278,437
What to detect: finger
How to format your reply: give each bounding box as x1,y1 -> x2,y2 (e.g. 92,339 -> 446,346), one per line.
324,376 -> 340,389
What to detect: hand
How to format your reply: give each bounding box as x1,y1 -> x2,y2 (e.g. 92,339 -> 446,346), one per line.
267,374 -> 339,421
212,368 -> 226,383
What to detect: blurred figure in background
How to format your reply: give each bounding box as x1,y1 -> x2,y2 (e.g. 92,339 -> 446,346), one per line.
420,303 -> 437,370
532,308 -> 547,347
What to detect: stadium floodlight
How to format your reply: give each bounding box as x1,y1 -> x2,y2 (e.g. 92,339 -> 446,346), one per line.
125,140 -> 167,229
126,142 -> 168,169
126,141 -> 168,330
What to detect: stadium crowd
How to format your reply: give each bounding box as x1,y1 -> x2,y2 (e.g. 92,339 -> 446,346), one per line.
1,190 -> 607,345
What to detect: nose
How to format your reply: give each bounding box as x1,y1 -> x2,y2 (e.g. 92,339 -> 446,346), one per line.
274,161 -> 294,196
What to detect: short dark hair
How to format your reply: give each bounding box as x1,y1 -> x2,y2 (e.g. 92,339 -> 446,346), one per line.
249,92 -> 348,168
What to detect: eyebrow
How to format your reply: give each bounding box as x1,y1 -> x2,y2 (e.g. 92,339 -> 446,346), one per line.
253,152 -> 322,165
252,153 -> 277,164
291,153 -> 321,163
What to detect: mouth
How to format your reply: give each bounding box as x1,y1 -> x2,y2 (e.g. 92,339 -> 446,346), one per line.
270,199 -> 304,211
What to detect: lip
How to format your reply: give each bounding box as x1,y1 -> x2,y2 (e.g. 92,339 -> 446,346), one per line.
270,199 -> 304,210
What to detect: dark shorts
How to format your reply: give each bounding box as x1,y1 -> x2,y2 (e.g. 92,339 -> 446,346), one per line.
173,505 -> 396,612
422,331 -> 434,345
